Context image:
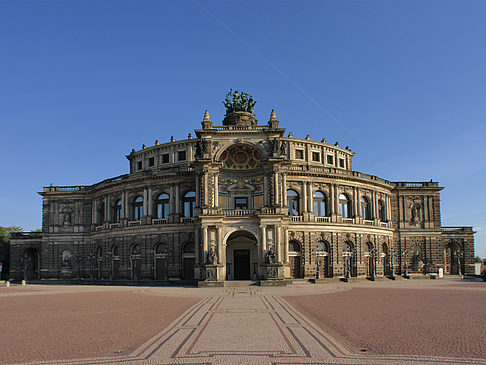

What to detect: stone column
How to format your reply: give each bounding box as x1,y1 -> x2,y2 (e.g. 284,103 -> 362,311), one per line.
195,172 -> 201,208
261,225 -> 267,257
334,184 -> 339,214
274,171 -> 279,206
302,181 -> 307,213
353,187 -> 358,217
124,191 -> 130,220
275,226 -> 281,263
104,196 -> 109,223
202,226 -> 208,264
195,227 -> 200,264
143,188 -> 148,217
264,175 -> 269,206
217,226 -> 223,264
175,184 -> 180,215
307,182 -> 313,214
281,173 -> 287,206
284,227 -> 289,264
329,184 -> 335,215
371,190 -> 376,220
214,172 -> 219,208
147,187 -> 153,217
92,200 -> 98,225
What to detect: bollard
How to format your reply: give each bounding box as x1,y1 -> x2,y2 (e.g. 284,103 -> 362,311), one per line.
21,280 -> 26,286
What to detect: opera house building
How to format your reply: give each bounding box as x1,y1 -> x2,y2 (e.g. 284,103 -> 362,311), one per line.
10,91 -> 475,285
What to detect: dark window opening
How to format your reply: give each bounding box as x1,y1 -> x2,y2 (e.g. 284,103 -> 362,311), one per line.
234,197 -> 248,209
312,152 -> 320,162
339,158 -> 345,168
136,161 -> 142,170
327,155 -> 334,165
295,149 -> 304,159
148,157 -> 154,167
162,153 -> 169,163
178,150 -> 186,161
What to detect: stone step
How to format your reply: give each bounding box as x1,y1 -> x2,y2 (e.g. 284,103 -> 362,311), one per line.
223,280 -> 259,287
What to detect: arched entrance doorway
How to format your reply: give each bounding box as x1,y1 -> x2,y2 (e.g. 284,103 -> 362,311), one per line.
225,230 -> 257,280
22,248 -> 39,280
154,243 -> 168,280
316,241 -> 330,278
445,241 -> 462,275
182,242 -> 195,280
382,243 -> 390,276
289,240 -> 302,278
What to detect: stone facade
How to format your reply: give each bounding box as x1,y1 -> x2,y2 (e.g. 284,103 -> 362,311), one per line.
10,102 -> 475,283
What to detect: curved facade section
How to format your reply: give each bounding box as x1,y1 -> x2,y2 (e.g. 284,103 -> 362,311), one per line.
9,104 -> 476,283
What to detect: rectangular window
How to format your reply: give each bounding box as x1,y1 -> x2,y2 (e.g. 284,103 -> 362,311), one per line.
178,150 -> 186,161
327,155 -> 334,165
295,149 -> 304,159
312,151 -> 320,162
161,153 -> 169,163
339,158 -> 345,168
234,197 -> 248,209
136,161 -> 142,170
148,157 -> 154,167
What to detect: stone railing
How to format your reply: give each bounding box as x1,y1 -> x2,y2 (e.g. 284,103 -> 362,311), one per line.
180,217 -> 196,223
222,209 -> 256,217
315,216 -> 330,223
128,220 -> 142,227
153,218 -> 168,225
95,225 -> 104,231
109,223 -> 120,229
291,216 -> 303,222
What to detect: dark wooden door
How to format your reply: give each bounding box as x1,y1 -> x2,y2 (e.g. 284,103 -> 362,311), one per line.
113,260 -> 120,280
183,258 -> 195,280
290,256 -> 301,278
155,258 -> 166,280
234,250 -> 250,280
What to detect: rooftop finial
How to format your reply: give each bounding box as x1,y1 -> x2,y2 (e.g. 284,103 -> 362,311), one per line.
203,110 -> 210,121
270,109 -> 277,121
202,110 -> 213,129
268,109 -> 279,128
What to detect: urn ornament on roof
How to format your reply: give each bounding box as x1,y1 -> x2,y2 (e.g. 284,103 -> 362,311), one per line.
222,89 -> 257,126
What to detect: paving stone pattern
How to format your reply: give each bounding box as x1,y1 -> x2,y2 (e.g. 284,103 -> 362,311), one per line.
1,280 -> 485,365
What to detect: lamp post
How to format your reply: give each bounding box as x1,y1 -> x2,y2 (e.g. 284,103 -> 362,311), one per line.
389,247 -> 395,279
369,247 -> 376,281
342,252 -> 351,280
401,250 -> 409,278
75,253 -> 81,281
105,252 -> 113,281
88,253 -> 95,280
456,249 -> 461,276
316,252 -> 321,280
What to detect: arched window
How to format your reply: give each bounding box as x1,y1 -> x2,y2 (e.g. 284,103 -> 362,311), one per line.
364,242 -> 372,256
361,196 -> 370,220
133,196 -> 143,220
111,245 -> 119,256
316,241 -> 329,253
156,193 -> 170,219
343,241 -> 353,253
114,199 -> 122,222
131,244 -> 140,255
183,242 -> 195,253
289,240 -> 301,252
313,191 -> 327,217
339,194 -> 351,218
183,191 -> 196,218
378,199 -> 386,222
98,203 -> 105,224
287,189 -> 300,216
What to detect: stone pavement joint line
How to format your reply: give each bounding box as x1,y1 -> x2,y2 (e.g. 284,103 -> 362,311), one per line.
11,286 -> 486,365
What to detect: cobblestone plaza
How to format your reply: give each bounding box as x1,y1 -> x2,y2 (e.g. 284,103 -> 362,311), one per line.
1,279 -> 485,364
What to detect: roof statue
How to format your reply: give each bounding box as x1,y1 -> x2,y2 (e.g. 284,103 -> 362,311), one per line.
222,89 -> 258,127
223,89 -> 256,115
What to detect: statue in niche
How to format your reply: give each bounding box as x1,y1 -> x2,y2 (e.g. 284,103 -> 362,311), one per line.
207,248 -> 217,265
280,140 -> 287,155
265,247 -> 276,265
62,251 -> 72,269
410,202 -> 420,224
63,212 -> 71,226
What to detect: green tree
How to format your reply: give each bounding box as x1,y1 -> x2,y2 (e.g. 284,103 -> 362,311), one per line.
474,256 -> 484,263
0,226 -> 23,280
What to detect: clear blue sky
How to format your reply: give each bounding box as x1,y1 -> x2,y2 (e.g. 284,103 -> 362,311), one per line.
1,0 -> 485,256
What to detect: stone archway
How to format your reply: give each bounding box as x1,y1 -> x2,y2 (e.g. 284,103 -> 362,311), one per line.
225,230 -> 258,280
22,248 -> 39,280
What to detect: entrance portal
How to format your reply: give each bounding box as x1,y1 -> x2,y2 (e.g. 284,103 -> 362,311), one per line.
234,250 -> 250,279
225,230 -> 258,280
